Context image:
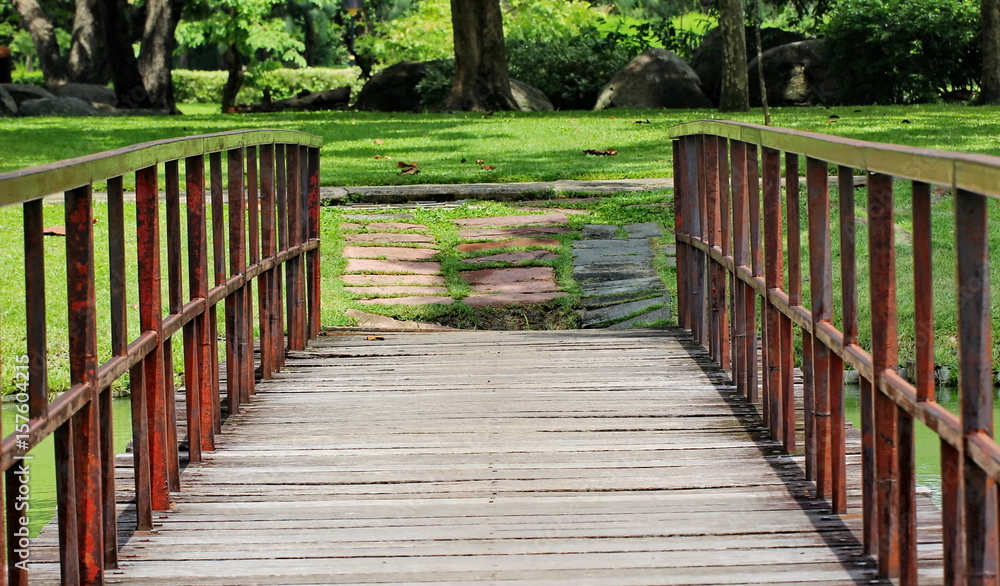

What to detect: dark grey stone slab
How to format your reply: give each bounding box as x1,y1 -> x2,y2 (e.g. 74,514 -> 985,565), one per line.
343,213 -> 415,221
625,222 -> 662,239
572,243 -> 653,265
580,277 -> 665,297
609,305 -> 671,329
573,265 -> 658,284
661,244 -> 677,255
580,296 -> 669,328
581,287 -> 667,309
582,224 -> 620,239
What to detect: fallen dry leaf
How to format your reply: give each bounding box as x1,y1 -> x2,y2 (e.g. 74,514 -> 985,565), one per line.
374,155 -> 392,159
397,161 -> 420,175
608,116 -> 616,119
476,159 -> 485,165
481,166 -> 497,170
43,226 -> 66,236
364,335 -> 385,341
583,149 -> 619,156
374,139 -> 385,145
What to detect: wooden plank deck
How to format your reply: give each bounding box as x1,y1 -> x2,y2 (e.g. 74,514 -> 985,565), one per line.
30,328 -> 942,584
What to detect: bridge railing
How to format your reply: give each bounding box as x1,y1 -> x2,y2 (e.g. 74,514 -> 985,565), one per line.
671,120 -> 999,583
0,129 -> 322,584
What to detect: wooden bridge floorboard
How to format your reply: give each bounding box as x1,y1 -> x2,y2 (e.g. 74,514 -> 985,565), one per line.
29,328 -> 942,584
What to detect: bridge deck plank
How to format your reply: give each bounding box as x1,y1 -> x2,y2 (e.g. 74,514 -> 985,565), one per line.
28,328 -> 942,584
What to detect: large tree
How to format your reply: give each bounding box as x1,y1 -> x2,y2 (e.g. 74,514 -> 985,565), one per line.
438,0 -> 518,111
11,0 -> 69,85
717,0 -> 749,112
980,0 -> 1000,103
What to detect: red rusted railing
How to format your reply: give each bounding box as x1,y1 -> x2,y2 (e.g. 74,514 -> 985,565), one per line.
0,129 -> 322,584
671,120 -> 1000,583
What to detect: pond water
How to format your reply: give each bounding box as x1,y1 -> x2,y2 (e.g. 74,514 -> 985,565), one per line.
3,398 -> 133,537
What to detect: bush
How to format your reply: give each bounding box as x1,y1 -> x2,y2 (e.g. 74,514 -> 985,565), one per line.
173,67 -> 363,105
822,0 -> 980,104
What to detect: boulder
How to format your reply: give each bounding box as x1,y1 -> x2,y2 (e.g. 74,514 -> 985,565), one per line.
241,86 -> 351,113
594,49 -> 712,110
51,82 -> 117,107
747,40 -> 837,107
1,83 -> 55,105
690,27 -> 805,105
19,96 -> 101,117
354,61 -> 432,112
510,79 -> 553,111
0,85 -> 17,116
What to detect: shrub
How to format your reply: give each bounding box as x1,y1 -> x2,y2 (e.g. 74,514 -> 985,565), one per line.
822,0 -> 980,104
173,67 -> 363,105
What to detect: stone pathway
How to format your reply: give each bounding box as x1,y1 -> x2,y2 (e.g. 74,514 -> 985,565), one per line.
573,222 -> 672,328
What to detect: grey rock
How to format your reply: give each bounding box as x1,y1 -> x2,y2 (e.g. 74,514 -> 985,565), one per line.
661,244 -> 677,255
581,224 -> 619,239
690,26 -> 806,105
1,83 -> 55,104
748,40 -> 837,107
51,82 -> 117,106
580,277 -> 665,297
572,242 -> 653,266
355,60 -> 435,112
594,49 -> 712,110
609,305 -> 671,329
582,288 -> 666,309
0,85 -> 16,116
19,96 -> 100,116
625,222 -> 662,239
510,79 -> 554,111
665,256 -> 677,267
580,296 -> 670,328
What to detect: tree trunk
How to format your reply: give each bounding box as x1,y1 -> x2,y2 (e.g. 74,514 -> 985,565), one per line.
68,0 -> 110,84
979,0 -> 1000,103
717,0 -> 749,112
12,0 -> 68,86
221,44 -> 245,113
438,0 -> 518,111
96,0 -> 153,108
138,0 -> 182,113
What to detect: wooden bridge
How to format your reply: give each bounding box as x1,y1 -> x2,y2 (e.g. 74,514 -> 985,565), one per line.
1,122 -> 998,584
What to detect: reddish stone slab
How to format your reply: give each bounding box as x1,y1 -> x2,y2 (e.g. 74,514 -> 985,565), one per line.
346,233 -> 435,244
345,309 -> 457,331
454,212 -> 569,228
458,238 -> 560,253
366,222 -> 428,231
340,222 -> 363,230
341,274 -> 446,286
470,281 -> 559,294
514,206 -> 590,215
345,286 -> 449,296
461,267 -> 555,285
359,296 -> 456,306
464,292 -> 568,307
342,246 -> 437,261
458,226 -> 570,240
460,250 -> 558,264
344,259 -> 442,275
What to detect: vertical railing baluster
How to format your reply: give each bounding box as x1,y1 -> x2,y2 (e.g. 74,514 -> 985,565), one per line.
747,145 -> 761,404
685,136 -> 706,348
829,165 -> 852,515
955,187 -> 999,581
731,141 -> 748,400
705,136 -> 720,363
186,155 -> 213,454
104,175 -> 127,567
785,154 -> 805,458
275,144 -> 288,368
807,157 -> 832,501
246,146 -> 259,397
868,171 -> 900,578
286,146 -> 306,351
163,161 -> 186,483
209,153 -> 225,430
762,147 -> 783,442
65,184 -> 104,582
673,140 -> 688,330
54,422 -> 80,584
307,147 -> 321,340
226,148 -> 246,413
259,145 -> 276,379
136,165 -> 172,511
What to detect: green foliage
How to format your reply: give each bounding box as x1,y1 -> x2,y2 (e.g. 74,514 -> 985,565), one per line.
822,0 -> 981,104
357,0 -> 453,64
172,67 -> 362,104
414,59 -> 455,107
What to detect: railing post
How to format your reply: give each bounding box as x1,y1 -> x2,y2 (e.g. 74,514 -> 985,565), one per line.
104,176 -> 127,568
307,146 -> 322,340
286,145 -> 306,351
746,145 -> 762,404
187,154 -> 215,453
684,136 -> 706,346
705,136 -> 721,363
259,145 -> 276,379
673,140 -> 688,331
807,157 -> 833,502
209,153 -> 225,430
955,188 -> 999,583
762,147 -> 783,443
246,145 -> 260,398
136,166 -> 173,512
226,148 -> 246,414
731,141 -> 749,400
275,144 -> 288,368
65,184 -> 104,582
717,139 -> 731,373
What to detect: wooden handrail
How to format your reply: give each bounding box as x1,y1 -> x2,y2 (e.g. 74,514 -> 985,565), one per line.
672,120 -> 999,583
0,129 -> 322,584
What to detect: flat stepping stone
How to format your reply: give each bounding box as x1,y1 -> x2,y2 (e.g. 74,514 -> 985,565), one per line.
464,292 -> 567,307
343,213 -> 414,221
345,309 -> 456,331
346,233 -> 435,244
458,226 -> 569,240
625,222 -> 662,239
514,206 -> 590,215
344,259 -> 442,275
461,267 -> 554,285
340,222 -> 363,230
341,274 -> 446,286
572,242 -> 653,265
460,250 -> 558,264
609,305 -> 671,329
580,296 -> 669,328
580,277 -> 665,296
359,296 -> 455,306
454,212 -> 569,228
345,286 -> 449,296
342,246 -> 437,261
573,264 -> 658,284
366,222 -> 428,231
582,288 -> 667,309
458,238 -> 560,253
470,281 -> 559,294
582,225 -> 619,239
